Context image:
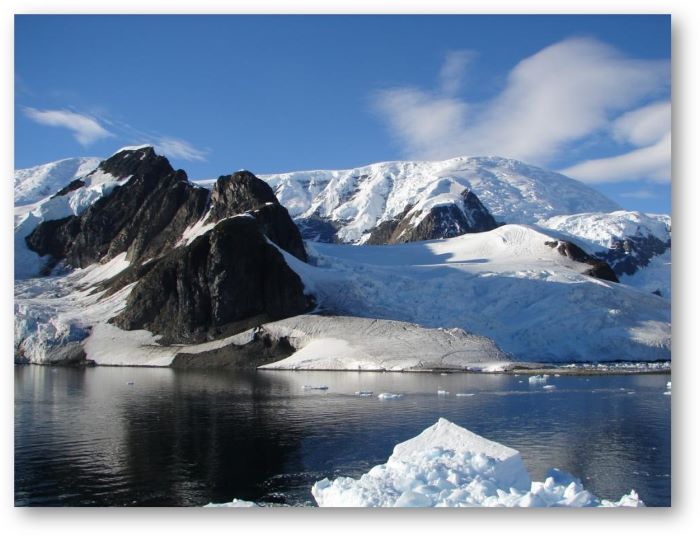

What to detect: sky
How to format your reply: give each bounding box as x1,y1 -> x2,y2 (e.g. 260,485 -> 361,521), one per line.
14,15 -> 671,214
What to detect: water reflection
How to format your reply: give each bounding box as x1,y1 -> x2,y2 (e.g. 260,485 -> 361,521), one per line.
15,366 -> 671,506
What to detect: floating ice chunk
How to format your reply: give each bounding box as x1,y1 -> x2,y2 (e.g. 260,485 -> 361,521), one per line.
542,385 -> 556,390
378,392 -> 403,400
664,391 -> 671,396
355,391 -> 373,397
302,385 -> 329,391
312,419 -> 644,508
455,393 -> 475,397
528,375 -> 548,384
203,499 -> 260,507
666,381 -> 671,389
437,390 -> 449,396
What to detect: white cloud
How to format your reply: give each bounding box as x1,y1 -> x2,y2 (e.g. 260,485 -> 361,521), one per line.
154,137 -> 207,162
561,132 -> 671,183
439,50 -> 477,96
374,37 -> 670,175
23,107 -> 113,146
620,189 -> 657,199
611,100 -> 671,146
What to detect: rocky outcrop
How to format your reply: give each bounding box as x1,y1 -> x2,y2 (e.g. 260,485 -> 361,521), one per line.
545,240 -> 619,283
366,190 -> 498,245
112,217 -> 313,344
26,147 -> 210,269
208,171 -> 307,261
599,234 -> 671,277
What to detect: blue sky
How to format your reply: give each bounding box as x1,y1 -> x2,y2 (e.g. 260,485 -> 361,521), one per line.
15,15 -> 671,213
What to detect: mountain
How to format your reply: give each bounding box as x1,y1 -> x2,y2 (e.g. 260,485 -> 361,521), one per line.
14,148 -> 670,366
538,211 -> 671,297
14,156 -> 100,206
235,156 -> 621,244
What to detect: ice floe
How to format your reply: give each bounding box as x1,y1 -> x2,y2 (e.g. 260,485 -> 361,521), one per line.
311,419 -> 644,507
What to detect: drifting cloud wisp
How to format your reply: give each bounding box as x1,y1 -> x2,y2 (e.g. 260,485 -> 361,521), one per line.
374,37 -> 670,184
23,107 -> 114,146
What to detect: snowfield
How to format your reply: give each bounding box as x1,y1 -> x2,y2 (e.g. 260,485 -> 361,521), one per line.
311,419 -> 644,507
277,224 -> 671,362
257,315 -> 509,371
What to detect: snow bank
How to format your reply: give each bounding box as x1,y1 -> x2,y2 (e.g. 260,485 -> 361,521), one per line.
312,419 -> 644,507
258,315 -> 510,371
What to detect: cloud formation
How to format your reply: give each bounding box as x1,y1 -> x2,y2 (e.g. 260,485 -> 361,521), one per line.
154,137 -> 207,162
439,50 -> 477,96
562,100 -> 671,183
374,38 -> 670,183
23,107 -> 113,146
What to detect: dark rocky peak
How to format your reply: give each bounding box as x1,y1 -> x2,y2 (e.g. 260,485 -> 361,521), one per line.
206,170 -> 307,261
208,170 -> 279,222
26,164 -> 209,270
96,146 -> 174,181
111,216 -> 313,344
366,188 -> 498,245
545,240 -> 619,283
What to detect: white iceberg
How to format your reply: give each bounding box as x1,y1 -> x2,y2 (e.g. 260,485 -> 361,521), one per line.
528,374 -> 549,384
378,393 -> 403,400
311,418 -> 644,508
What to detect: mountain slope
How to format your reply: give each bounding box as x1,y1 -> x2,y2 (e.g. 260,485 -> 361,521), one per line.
278,224 -> 670,362
14,156 -> 101,206
236,156 -> 621,243
538,211 -> 671,297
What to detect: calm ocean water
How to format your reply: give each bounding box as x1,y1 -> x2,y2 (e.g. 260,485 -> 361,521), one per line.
14,366 -> 671,506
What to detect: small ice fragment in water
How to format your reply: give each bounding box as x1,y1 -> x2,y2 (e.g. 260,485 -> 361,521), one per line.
666,381 -> 671,389
378,392 -> 403,400
203,499 -> 260,507
543,385 -> 556,390
355,391 -> 373,397
437,390 -> 449,396
528,375 -> 547,384
664,391 -> 671,396
302,385 -> 329,391
455,393 -> 475,397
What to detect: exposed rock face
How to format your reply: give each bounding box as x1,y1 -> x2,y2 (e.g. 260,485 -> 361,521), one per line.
112,217 -> 313,344
545,240 -> 619,283
207,171 -> 307,261
51,178 -> 85,198
26,147 -> 209,268
171,328 -> 296,369
295,216 -> 340,243
599,235 -> 671,277
366,190 -> 498,245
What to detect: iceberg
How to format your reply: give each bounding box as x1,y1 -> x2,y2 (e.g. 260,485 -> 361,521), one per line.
311,419 -> 644,507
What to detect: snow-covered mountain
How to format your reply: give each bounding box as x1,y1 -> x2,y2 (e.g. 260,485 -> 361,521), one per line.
14,148 -> 670,366
538,211 -> 671,297
14,156 -> 100,206
222,156 -> 622,243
